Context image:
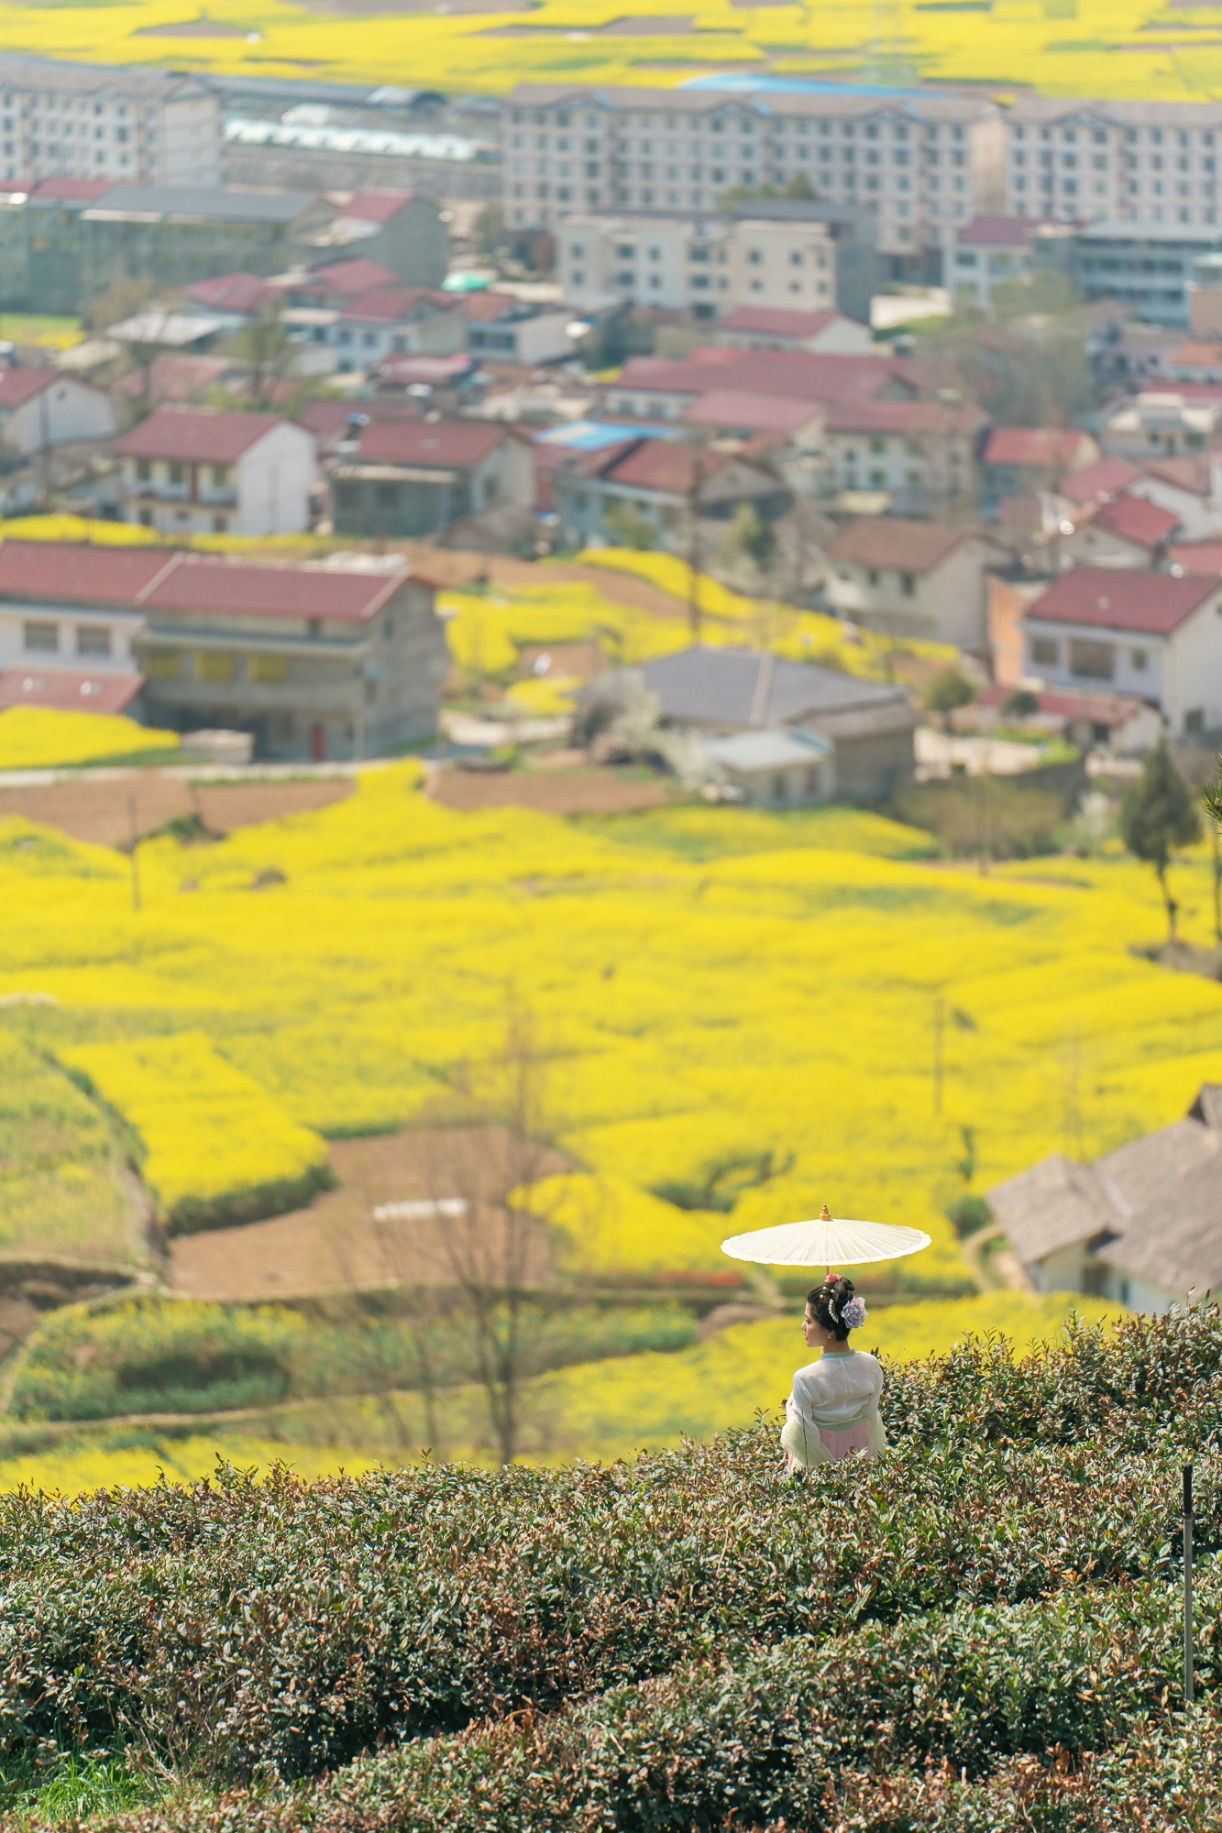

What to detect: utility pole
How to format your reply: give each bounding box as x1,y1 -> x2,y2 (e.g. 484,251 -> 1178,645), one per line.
687,444 -> 703,640
127,794 -> 141,913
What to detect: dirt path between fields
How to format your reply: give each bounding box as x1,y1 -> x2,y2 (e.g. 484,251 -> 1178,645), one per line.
399,544 -> 693,622
428,765 -> 673,814
0,773 -> 353,847
168,1126 -> 567,1301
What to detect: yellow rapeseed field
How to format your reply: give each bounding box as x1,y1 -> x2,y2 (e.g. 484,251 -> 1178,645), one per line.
0,0 -> 1212,103
0,755 -> 1218,1297
0,707 -> 177,771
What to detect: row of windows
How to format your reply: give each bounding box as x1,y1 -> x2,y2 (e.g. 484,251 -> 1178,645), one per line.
144,649 -> 290,684
132,459 -> 232,487
1028,635 -> 1151,679
22,621 -> 116,658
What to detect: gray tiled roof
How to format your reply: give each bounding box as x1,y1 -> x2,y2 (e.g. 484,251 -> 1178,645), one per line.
988,1087 -> 1222,1294
87,185 -> 316,224
637,644 -> 911,729
0,54 -> 209,99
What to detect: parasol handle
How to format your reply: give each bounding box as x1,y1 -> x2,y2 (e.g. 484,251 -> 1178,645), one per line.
820,1204 -> 833,1280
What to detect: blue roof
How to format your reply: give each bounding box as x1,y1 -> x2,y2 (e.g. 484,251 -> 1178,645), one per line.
680,72 -> 934,99
533,420 -> 678,451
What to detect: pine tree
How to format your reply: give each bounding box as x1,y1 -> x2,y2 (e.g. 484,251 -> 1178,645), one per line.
1119,739 -> 1201,942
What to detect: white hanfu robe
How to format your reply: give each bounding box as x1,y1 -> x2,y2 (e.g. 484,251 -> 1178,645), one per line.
780,1346 -> 886,1470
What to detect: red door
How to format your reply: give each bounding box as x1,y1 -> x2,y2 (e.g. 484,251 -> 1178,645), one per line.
310,723 -> 326,762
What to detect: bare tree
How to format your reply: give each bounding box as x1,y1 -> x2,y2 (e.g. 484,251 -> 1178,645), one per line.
426,1003 -> 566,1465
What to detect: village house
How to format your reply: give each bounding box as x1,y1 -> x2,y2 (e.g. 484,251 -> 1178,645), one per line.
296,191 -> 449,288
0,539 -> 446,760
1099,391 -> 1222,463
330,419 -> 534,540
112,407 -> 318,536
1058,492 -> 1181,568
988,1085 -> 1222,1311
0,368 -> 115,456
825,517 -> 1008,649
460,290 -> 575,366
326,287 -> 464,372
979,426 -> 1100,518
601,348 -> 912,427
1020,565 -> 1222,736
712,305 -> 876,355
619,644 -> 918,803
1055,454 -> 1222,541
945,214 -> 1072,313
822,397 -> 990,513
552,438 -> 787,552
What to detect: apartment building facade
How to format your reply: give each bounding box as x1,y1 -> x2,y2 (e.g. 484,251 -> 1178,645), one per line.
558,211 -> 840,317
0,55 -> 219,187
1002,98 -> 1222,232
503,83 -> 1004,262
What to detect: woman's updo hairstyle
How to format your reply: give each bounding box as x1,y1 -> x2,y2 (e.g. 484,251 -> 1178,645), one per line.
807,1274 -> 866,1343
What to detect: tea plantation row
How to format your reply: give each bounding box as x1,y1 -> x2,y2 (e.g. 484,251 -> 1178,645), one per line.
1,1309 -> 1219,1826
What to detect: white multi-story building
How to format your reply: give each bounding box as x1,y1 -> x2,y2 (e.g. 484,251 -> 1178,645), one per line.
558,211 -> 841,318
504,83 -> 1004,260
1002,98 -> 1222,230
0,55 -> 218,187
112,408 -> 317,537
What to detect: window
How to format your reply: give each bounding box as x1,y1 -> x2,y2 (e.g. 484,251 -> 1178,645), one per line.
1185,707 -> 1205,734
188,643 -> 236,685
135,458 -> 151,482
1130,647 -> 1148,671
1069,638 -> 1115,680
210,465 -> 230,488
901,573 -> 916,598
76,625 -> 111,657
23,621 -> 57,653
249,653 -> 287,685
168,462 -> 185,485
307,617 -> 322,640
142,648 -> 180,678
1030,636 -> 1058,667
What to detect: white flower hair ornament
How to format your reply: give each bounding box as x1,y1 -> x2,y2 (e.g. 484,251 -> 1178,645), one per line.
840,1296 -> 868,1330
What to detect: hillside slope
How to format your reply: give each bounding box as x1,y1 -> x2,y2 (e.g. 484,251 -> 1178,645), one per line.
2,1306 -> 1220,1830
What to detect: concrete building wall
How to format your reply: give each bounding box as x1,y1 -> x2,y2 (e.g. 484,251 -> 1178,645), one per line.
0,379 -> 115,456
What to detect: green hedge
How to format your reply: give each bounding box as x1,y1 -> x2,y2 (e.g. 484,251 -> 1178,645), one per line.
0,1307 -> 1218,1789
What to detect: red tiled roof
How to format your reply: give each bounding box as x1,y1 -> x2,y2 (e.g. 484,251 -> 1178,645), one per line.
343,191 -> 417,224
339,286 -> 450,323
0,667 -> 143,715
614,349 -> 902,405
117,355 -> 234,403
956,214 -> 1049,248
113,407 -> 292,463
1023,565 -> 1218,635
1168,540 -> 1222,576
1169,340 -> 1222,368
0,367 -> 57,409
356,419 -> 506,467
683,390 -> 823,435
142,555 -> 408,623
717,306 -> 839,339
827,516 -> 985,572
0,540 -> 174,604
183,272 -> 274,314
1090,492 -> 1179,549
1139,456 -> 1213,499
460,290 -> 517,323
978,683 -> 1148,724
825,397 -> 988,436
603,438 -> 705,494
301,257 -> 401,295
983,427 -> 1091,468
375,353 -> 475,386
33,177 -> 112,202
1057,456 -> 1141,506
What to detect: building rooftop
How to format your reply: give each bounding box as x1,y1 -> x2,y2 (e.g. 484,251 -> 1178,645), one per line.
683,389 -> 823,435
0,541 -> 174,605
1023,565 -> 1218,636
85,185 -> 316,225
827,515 -> 983,573
0,53 -> 210,99
0,667 -> 143,716
299,257 -> 402,295
988,1084 -> 1222,1295
716,305 -> 841,340
0,367 -> 59,409
338,286 -> 450,323
704,726 -> 832,772
1090,492 -> 1180,550
183,273 -> 275,315
142,555 -> 408,624
1168,539 -> 1222,576
637,643 -> 912,729
355,419 -> 506,467
1058,456 -> 1143,506
983,427 -> 1092,469
113,408 -> 293,465
825,397 -> 987,436
341,190 -> 420,224
614,348 -> 904,405
956,214 -> 1049,249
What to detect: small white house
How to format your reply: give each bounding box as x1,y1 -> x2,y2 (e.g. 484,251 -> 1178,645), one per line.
704,726 -> 834,805
825,517 -> 1007,649
1020,565 -> 1222,737
112,407 -> 318,536
0,369 -> 116,456
988,1085 -> 1222,1312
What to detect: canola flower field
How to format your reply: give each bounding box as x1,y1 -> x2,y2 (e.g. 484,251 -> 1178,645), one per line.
0,0 -> 1216,103
0,1288 -> 1120,1489
1,758 -> 1220,1291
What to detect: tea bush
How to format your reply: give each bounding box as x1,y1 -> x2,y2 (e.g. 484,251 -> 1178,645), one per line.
0,1309 -> 1218,1792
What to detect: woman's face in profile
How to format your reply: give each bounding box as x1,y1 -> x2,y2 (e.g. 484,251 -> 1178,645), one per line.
801,1304 -> 821,1349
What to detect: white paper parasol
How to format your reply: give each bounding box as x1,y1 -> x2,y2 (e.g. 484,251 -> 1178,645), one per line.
721,1203 -> 931,1275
